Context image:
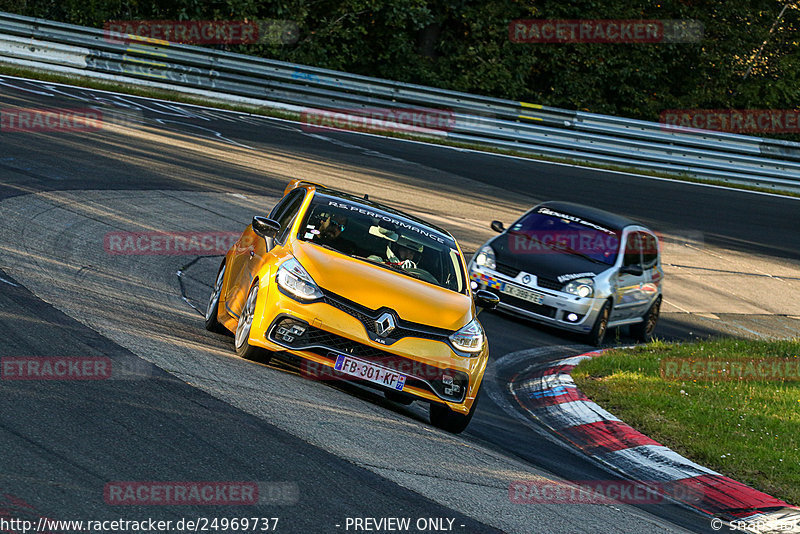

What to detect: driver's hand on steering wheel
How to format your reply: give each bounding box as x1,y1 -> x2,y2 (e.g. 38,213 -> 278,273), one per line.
398,259 -> 417,269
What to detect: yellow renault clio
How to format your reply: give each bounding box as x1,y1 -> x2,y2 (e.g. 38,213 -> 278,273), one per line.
205,180 -> 498,433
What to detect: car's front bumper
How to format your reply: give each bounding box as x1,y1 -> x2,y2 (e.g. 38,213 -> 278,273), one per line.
468,266 -> 604,334
245,277 -> 487,415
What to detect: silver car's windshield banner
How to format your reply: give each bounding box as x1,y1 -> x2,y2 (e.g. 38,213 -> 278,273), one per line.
537,207 -> 616,236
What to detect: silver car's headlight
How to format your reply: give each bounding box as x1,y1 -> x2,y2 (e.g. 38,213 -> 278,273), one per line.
449,318 -> 485,354
276,258 -> 323,301
563,277 -> 594,298
473,245 -> 496,270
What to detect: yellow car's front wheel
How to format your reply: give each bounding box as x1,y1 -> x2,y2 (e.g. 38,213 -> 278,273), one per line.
429,389 -> 480,434
234,281 -> 272,362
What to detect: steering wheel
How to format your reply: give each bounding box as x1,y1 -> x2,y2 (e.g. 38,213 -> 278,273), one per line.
404,267 -> 439,285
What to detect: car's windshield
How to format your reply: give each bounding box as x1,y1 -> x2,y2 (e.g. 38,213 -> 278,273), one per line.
508,206 -> 620,265
298,194 -> 466,293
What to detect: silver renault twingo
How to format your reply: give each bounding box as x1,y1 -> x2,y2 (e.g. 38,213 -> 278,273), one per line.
467,201 -> 663,346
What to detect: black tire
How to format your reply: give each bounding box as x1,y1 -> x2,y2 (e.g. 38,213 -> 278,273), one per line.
586,300 -> 611,347
429,389 -> 480,434
204,261 -> 228,334
631,295 -> 661,343
385,390 -> 414,405
234,281 -> 272,363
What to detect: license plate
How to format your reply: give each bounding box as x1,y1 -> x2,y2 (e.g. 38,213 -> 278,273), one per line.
502,284 -> 544,304
333,354 -> 407,391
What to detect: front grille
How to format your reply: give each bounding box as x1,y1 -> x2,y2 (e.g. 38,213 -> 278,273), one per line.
495,262 -> 520,278
495,264 -> 562,292
324,297 -> 378,333
268,317 -> 468,402
536,277 -> 562,291
498,294 -> 558,318
322,289 -> 450,342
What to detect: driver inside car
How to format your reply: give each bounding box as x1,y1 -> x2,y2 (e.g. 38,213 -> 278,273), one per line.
318,213 -> 347,241
314,212 -> 354,254
385,239 -> 422,270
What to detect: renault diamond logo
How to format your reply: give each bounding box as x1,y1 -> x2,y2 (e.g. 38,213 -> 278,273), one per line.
375,312 -> 396,337
522,274 -> 532,284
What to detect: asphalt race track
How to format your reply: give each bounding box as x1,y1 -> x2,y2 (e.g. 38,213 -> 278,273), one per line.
1,75 -> 799,534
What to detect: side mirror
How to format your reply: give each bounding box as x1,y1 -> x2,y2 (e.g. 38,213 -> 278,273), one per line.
620,264 -> 644,276
252,216 -> 281,238
474,290 -> 500,311
490,220 -> 505,233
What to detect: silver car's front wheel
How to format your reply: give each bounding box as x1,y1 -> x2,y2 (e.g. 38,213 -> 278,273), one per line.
586,300 -> 611,347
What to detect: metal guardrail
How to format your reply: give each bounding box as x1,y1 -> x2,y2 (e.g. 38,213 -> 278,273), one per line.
1,11 -> 800,192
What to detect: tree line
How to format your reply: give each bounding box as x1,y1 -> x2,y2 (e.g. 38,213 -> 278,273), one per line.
3,0 -> 798,136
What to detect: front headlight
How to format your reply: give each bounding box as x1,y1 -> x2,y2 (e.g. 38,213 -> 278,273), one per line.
449,318 -> 485,354
563,277 -> 594,298
276,258 -> 323,301
473,245 -> 496,270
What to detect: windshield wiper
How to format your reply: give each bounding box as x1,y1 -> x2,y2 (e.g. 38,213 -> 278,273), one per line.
551,242 -> 607,264
350,254 -> 405,273
315,243 -> 341,254
350,254 -> 426,281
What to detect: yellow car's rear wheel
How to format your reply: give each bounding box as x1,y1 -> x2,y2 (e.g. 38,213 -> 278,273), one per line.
204,261 -> 227,334
234,281 -> 271,362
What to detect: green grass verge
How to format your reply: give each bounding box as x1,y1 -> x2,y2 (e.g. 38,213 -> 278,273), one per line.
1,63 -> 798,199
572,338 -> 800,505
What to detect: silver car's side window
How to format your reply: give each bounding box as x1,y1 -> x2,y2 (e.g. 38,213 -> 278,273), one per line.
622,231 -> 644,267
641,233 -> 658,269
